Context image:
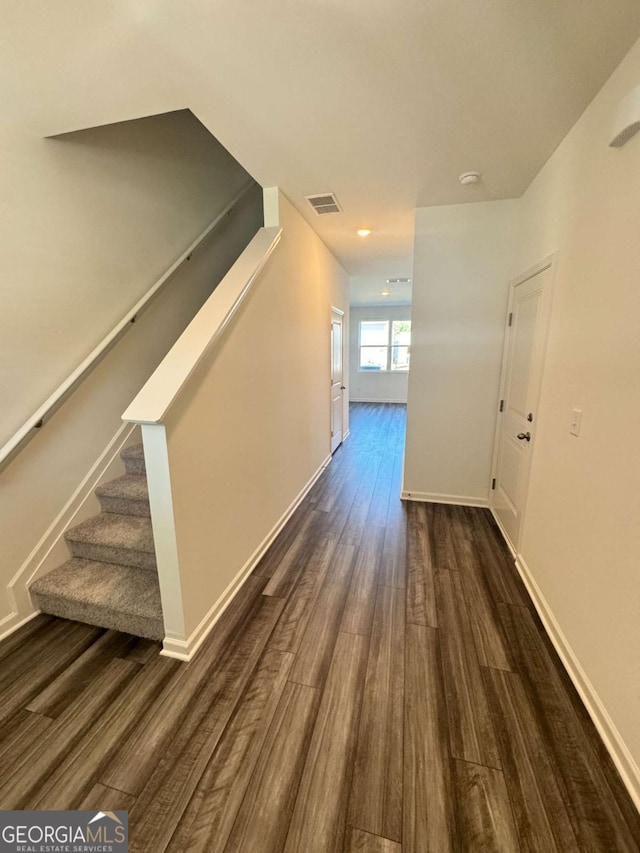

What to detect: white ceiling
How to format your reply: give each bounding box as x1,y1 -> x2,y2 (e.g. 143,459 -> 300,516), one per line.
4,1 -> 640,304
350,271 -> 413,308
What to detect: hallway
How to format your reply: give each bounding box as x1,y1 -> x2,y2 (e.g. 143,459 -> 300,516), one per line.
0,403 -> 638,851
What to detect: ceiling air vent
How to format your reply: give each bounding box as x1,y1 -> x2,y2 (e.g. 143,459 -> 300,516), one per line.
305,193 -> 342,215
386,278 -> 411,284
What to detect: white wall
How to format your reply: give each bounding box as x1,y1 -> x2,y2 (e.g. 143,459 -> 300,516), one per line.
1,110 -> 251,447
0,109 -> 263,624
349,305 -> 411,403
513,39 -> 640,789
403,201 -> 517,504
153,191 -> 348,644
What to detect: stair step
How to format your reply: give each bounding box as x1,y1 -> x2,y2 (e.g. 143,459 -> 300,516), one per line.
65,513 -> 156,571
30,559 -> 163,640
121,443 -> 145,475
96,474 -> 150,517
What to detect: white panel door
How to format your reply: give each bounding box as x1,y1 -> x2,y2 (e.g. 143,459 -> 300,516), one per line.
330,309 -> 344,453
493,265 -> 551,549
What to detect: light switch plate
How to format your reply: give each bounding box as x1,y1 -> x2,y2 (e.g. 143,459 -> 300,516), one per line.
570,408 -> 583,437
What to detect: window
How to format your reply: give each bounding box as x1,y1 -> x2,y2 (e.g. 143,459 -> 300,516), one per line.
359,319 -> 411,372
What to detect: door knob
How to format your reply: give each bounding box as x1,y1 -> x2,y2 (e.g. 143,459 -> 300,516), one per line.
516,432 -> 531,442
341,385 -> 346,390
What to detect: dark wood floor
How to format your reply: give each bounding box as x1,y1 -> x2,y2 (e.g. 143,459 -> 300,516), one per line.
1,403 -> 638,852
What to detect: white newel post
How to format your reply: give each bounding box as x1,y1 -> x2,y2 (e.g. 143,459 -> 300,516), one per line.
140,422 -> 187,652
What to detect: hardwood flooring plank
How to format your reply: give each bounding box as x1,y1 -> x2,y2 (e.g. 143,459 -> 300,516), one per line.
435,569 -> 501,768
403,624 -> 456,853
320,475 -> 366,540
31,655 -> 179,809
0,614 -> 55,662
0,709 -> 54,779
27,629 -> 138,718
469,511 -> 529,608
0,621 -> 103,722
431,503 -> 458,572
337,497 -> 373,546
348,585 -> 404,842
0,657 -> 140,808
454,538 -> 513,672
365,473 -> 392,528
337,471 -> 379,547
447,504 -> 474,546
0,618 -> 99,686
316,460 -> 360,513
79,782 -> 137,812
344,827 -> 402,853
379,512 -> 407,589
453,759 -> 520,853
340,528 -> 385,636
121,637 -> 162,664
253,500 -> 314,579
268,536 -> 337,653
127,595 -> 285,853
262,510 -> 324,598
166,648 -> 294,853
499,604 -> 640,850
289,544 -> 357,688
225,681 -> 321,853
405,502 -> 437,627
285,632 -> 368,853
101,575 -> 268,796
482,667 -> 579,852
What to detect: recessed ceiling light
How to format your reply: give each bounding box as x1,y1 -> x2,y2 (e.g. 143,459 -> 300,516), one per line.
357,229 -> 372,237
380,289 -> 390,296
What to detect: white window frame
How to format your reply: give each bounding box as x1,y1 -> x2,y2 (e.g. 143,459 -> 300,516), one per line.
357,318 -> 411,373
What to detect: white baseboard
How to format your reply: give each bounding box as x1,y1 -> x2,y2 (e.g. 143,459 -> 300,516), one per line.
513,552 -> 640,811
0,610 -> 41,644
401,490 -> 489,508
489,507 -> 517,558
161,453 -> 332,661
350,398 -> 407,404
5,423 -> 139,627
342,429 -> 350,441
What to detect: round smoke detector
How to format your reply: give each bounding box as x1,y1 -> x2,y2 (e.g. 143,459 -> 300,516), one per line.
459,171 -> 481,185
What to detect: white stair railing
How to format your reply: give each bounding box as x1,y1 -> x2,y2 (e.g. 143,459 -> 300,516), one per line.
0,180 -> 256,475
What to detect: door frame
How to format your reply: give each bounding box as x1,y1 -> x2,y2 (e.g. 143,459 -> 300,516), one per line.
489,253 -> 557,554
329,306 -> 346,454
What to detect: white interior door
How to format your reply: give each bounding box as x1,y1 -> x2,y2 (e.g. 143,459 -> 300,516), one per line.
492,264 -> 552,550
330,309 -> 344,453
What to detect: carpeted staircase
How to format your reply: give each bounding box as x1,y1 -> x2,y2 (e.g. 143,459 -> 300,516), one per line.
30,444 -> 164,640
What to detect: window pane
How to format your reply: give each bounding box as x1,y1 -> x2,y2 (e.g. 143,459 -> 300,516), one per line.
360,346 -> 388,370
392,320 -> 411,346
391,346 -> 410,371
360,320 -> 389,346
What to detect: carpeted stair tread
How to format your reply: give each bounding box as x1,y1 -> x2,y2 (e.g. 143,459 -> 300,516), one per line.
96,474 -> 148,501
121,443 -> 145,475
96,474 -> 150,517
30,559 -> 163,640
64,513 -> 156,570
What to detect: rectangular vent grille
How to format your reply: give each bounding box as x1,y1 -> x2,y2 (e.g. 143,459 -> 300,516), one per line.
305,193 -> 342,215
386,278 -> 411,284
